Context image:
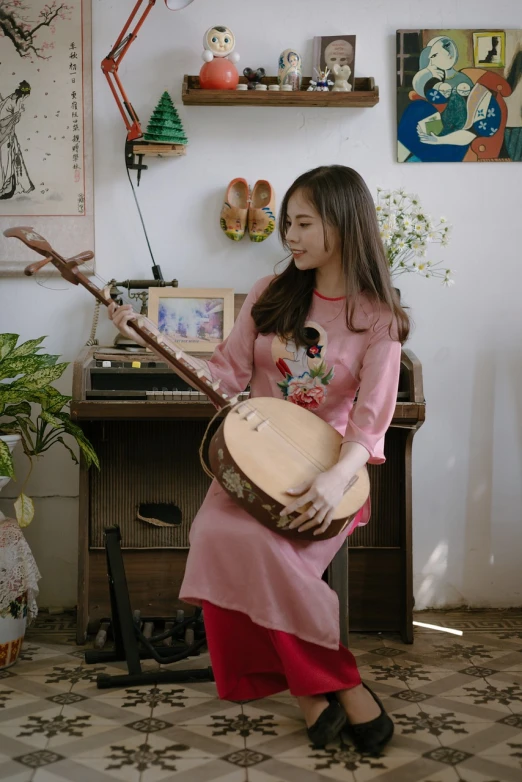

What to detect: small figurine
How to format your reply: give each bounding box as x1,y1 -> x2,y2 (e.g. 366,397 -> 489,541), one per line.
202,26 -> 240,63
331,63 -> 352,92
307,67 -> 334,92
243,67 -> 266,90
278,49 -> 302,90
200,25 -> 240,90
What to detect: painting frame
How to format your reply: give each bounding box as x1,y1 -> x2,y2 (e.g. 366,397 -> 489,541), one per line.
396,28 -> 522,164
312,35 -> 356,89
0,0 -> 94,276
147,287 -> 235,354
473,31 -> 506,68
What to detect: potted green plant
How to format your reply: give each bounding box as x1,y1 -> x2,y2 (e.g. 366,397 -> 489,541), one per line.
0,333 -> 99,667
0,333 -> 99,525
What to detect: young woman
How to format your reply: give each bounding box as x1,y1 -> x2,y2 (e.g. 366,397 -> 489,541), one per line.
109,165 -> 410,756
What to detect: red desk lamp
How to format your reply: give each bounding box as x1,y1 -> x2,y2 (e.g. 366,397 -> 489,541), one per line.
101,0 -> 195,142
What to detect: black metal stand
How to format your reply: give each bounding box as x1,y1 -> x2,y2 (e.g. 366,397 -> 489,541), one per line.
84,526 -> 214,689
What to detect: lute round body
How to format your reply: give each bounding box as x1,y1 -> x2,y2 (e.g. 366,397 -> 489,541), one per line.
208,397 -> 370,541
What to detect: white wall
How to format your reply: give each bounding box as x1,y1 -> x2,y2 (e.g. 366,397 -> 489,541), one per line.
1,0 -> 521,610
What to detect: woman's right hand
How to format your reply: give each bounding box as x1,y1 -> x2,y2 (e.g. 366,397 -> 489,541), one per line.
107,302 -> 148,348
428,65 -> 445,81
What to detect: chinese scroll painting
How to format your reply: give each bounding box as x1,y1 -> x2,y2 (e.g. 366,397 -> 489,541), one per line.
0,1 -> 90,215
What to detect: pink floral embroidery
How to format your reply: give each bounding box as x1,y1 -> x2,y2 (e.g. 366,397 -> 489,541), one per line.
287,375 -> 326,410
278,361 -> 334,411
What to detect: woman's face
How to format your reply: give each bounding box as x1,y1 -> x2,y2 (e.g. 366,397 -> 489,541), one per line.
429,40 -> 457,70
284,190 -> 341,273
206,27 -> 235,56
324,40 -> 353,71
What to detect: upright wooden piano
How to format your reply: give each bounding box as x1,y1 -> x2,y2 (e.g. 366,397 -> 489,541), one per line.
71,295 -> 425,644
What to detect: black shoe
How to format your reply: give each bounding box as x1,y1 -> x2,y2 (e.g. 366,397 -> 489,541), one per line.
307,700 -> 347,749
343,683 -> 394,756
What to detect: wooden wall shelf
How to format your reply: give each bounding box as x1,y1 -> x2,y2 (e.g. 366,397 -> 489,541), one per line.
182,75 -> 379,108
132,142 -> 186,157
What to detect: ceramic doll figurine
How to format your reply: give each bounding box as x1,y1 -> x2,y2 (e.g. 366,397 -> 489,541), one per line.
307,67 -> 334,92
202,26 -> 240,63
200,25 -> 240,89
331,64 -> 352,92
278,49 -> 302,90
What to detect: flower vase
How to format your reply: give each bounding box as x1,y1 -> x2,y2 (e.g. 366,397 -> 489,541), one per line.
0,590 -> 27,669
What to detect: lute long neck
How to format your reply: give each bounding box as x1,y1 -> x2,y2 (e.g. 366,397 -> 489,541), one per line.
123,317 -> 233,410
3,226 -> 233,411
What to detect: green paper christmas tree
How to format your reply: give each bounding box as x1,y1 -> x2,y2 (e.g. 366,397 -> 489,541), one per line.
144,91 -> 188,145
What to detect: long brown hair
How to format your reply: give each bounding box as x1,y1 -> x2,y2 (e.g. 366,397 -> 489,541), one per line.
251,165 -> 410,345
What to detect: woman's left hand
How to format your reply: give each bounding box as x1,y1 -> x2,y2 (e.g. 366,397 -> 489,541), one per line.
280,466 -> 353,536
417,127 -> 441,145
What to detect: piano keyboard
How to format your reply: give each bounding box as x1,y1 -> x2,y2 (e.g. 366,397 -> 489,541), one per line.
84,388 -> 250,402
145,390 -> 250,403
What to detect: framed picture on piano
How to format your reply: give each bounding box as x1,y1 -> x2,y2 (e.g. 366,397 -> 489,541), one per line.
147,287 -> 235,353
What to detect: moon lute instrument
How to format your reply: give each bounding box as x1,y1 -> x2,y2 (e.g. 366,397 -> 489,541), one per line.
4,227 -> 369,541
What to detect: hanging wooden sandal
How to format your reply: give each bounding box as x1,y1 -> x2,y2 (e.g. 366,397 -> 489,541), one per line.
306,700 -> 347,749
248,180 -> 276,242
220,178 -> 249,241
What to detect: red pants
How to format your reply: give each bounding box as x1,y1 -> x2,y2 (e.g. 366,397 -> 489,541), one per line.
202,600 -> 361,701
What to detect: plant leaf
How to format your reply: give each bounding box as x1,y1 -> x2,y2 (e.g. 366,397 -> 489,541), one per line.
0,387 -> 41,406
23,416 -> 37,433
39,410 -> 64,429
73,431 -> 99,470
11,362 -> 68,390
0,334 -> 19,360
0,355 -> 56,382
9,336 -> 46,358
56,437 -> 79,465
0,421 -> 22,434
37,354 -> 59,367
14,493 -> 35,527
0,439 -> 15,478
41,389 -> 71,413
4,401 -> 31,418
15,417 -> 36,458
54,413 -> 99,469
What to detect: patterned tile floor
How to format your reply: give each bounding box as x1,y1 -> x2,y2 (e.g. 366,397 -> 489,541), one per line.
0,610 -> 522,781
